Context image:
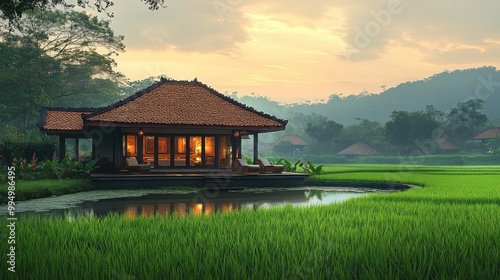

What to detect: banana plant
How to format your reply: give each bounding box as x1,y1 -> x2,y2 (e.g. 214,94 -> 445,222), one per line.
275,158 -> 303,172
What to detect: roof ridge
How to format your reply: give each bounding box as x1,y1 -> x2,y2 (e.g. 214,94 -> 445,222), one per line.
190,79 -> 288,126
41,107 -> 100,112
83,78 -> 288,125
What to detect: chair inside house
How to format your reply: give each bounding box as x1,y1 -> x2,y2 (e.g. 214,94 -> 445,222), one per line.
235,159 -> 260,175
206,156 -> 215,167
125,157 -> 150,174
258,158 -> 284,174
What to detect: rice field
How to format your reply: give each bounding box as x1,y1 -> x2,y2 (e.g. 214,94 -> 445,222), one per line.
1,165 -> 499,279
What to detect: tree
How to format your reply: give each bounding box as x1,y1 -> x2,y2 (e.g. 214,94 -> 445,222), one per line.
446,99 -> 488,142
0,42 -> 61,131
0,8 -> 125,133
1,0 -> 166,22
304,114 -> 343,152
121,75 -> 170,97
385,108 -> 444,154
337,118 -> 386,152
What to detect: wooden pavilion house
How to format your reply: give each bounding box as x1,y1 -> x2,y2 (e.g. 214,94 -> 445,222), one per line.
473,127 -> 500,142
38,78 -> 288,175
337,142 -> 377,157
270,135 -> 310,153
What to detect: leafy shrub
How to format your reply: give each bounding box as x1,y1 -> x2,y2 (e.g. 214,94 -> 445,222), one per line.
275,158 -> 303,172
0,139 -> 57,166
2,153 -> 99,183
302,160 -> 324,177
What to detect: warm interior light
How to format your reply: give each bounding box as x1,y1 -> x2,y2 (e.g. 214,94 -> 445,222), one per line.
138,129 -> 144,136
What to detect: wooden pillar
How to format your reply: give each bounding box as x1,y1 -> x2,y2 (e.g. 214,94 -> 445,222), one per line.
237,137 -> 242,159
231,131 -> 238,170
201,136 -> 206,168
74,138 -> 79,161
253,133 -> 259,164
58,135 -> 65,161
154,136 -> 159,169
91,136 -> 96,160
114,128 -> 123,172
137,134 -> 144,164
186,136 -> 191,167
215,136 -> 220,168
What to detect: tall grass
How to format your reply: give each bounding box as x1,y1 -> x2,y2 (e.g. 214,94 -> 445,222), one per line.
0,179 -> 92,203
1,165 -> 499,279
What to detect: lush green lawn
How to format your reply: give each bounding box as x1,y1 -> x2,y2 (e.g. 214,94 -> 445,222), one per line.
1,165 -> 499,279
0,179 -> 92,203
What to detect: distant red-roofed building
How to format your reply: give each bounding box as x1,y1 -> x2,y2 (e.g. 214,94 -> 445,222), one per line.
473,127 -> 500,141
270,135 -> 310,153
38,78 -> 287,171
472,127 -> 500,154
337,143 -> 377,157
435,138 -> 462,153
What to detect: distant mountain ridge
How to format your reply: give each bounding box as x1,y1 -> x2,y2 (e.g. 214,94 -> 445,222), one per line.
232,66 -> 500,126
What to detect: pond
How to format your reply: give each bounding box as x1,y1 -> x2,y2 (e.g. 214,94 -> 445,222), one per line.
1,187 -> 397,219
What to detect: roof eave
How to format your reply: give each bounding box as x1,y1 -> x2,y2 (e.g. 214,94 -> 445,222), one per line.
40,129 -> 86,135
84,121 -> 285,132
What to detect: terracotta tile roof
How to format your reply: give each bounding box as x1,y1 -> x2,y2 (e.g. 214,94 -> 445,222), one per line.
436,138 -> 461,150
337,143 -> 377,155
271,135 -> 310,146
473,127 -> 500,140
39,108 -> 96,132
85,79 -> 287,129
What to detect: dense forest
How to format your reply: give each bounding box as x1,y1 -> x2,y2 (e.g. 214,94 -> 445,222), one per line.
233,67 -> 500,126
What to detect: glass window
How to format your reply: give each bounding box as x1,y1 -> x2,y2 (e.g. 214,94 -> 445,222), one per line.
125,135 -> 137,157
65,138 -> 76,159
218,136 -> 232,168
157,136 -> 171,168
143,136 -> 155,166
205,136 -> 215,167
174,136 -> 187,167
78,139 -> 93,160
190,136 -> 202,167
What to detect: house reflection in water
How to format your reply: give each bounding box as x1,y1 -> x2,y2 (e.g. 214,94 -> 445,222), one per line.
123,202 -> 241,218
80,190 -> 309,219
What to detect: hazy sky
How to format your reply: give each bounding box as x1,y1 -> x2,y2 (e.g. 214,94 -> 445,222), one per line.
91,0 -> 500,103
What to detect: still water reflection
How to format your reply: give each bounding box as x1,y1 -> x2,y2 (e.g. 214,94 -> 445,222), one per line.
3,188 -> 377,219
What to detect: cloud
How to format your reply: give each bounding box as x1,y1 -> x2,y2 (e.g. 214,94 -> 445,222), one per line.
106,0 -> 250,53
86,0 -> 500,102
344,0 -> 500,62
103,0 -> 500,62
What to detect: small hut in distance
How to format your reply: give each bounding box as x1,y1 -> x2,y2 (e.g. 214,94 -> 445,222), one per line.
270,135 -> 310,154
472,127 -> 500,142
337,142 -> 377,157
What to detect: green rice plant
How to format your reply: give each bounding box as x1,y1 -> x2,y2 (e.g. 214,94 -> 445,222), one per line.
1,165 -> 499,279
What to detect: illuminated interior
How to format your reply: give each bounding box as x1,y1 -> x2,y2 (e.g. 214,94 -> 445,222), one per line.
205,136 -> 215,167
124,133 -> 233,168
218,136 -> 232,168
190,136 -> 202,167
126,135 -> 137,157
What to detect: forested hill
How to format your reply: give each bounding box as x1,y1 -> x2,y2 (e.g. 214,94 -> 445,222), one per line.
232,66 -> 500,126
